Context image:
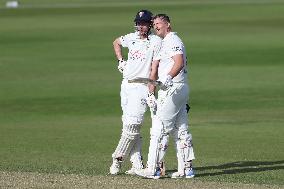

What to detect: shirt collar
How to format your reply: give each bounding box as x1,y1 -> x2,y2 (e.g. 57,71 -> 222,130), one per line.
135,31 -> 151,40
163,32 -> 176,41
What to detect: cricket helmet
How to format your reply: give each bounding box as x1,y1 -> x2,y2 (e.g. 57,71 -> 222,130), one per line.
134,10 -> 153,24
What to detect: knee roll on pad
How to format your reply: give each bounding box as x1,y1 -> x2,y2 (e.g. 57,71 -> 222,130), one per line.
172,128 -> 191,142
179,131 -> 193,148
158,134 -> 169,151
124,115 -> 144,126
122,124 -> 141,140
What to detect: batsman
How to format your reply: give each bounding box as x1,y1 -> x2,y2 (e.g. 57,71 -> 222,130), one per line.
136,14 -> 195,179
109,10 -> 162,175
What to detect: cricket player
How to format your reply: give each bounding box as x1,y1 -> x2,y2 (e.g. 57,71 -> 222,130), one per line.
136,14 -> 195,179
109,10 -> 162,175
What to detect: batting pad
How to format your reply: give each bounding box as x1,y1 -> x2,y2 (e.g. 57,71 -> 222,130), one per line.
112,124 -> 141,159
129,136 -> 144,169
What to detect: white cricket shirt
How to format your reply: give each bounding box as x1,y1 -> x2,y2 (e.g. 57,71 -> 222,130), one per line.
120,32 -> 162,80
155,32 -> 188,83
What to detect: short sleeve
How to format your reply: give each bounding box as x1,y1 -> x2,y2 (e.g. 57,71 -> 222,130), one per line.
119,33 -> 132,48
169,41 -> 184,57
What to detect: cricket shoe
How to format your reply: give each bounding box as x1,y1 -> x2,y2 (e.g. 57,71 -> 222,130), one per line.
135,167 -> 161,179
125,167 -> 136,175
125,167 -> 143,175
126,160 -> 144,175
109,158 -> 122,175
171,167 -> 195,179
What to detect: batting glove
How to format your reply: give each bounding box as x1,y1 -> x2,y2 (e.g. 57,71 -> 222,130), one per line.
117,59 -> 127,73
160,75 -> 173,90
146,92 -> 157,113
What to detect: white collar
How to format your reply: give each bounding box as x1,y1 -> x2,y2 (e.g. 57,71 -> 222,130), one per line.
163,32 -> 176,41
134,31 -> 151,40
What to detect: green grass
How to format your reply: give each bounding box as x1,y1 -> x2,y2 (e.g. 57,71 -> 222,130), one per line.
0,0 -> 284,186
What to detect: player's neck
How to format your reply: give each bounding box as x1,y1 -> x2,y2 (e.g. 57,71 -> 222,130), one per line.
140,34 -> 148,40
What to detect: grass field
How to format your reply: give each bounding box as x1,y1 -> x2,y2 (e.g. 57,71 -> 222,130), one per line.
0,0 -> 284,188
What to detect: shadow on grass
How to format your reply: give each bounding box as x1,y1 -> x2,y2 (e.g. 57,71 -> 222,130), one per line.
167,160 -> 284,177
195,160 -> 284,177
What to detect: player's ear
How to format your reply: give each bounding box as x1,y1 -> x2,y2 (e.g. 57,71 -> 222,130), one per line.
167,23 -> 171,31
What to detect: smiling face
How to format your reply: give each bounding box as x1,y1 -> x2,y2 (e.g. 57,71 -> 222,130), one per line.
153,17 -> 171,38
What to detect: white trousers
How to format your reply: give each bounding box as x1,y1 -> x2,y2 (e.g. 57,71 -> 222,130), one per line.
157,83 -> 189,132
147,83 -> 195,173
120,79 -> 148,125
112,79 -> 148,169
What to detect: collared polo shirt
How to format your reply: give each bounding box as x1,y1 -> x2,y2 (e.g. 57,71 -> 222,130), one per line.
120,32 -> 162,80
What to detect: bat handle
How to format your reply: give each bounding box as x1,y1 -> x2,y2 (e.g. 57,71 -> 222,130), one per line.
150,109 -> 156,117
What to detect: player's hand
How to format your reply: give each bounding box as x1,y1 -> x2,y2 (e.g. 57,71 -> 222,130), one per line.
146,92 -> 157,113
117,59 -> 127,73
160,75 -> 173,90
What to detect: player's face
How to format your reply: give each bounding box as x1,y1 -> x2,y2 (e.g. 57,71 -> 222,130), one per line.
153,18 -> 169,38
136,21 -> 151,36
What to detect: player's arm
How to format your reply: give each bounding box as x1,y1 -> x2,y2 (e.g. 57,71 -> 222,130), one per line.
147,60 -> 159,113
113,37 -> 127,73
113,37 -> 124,60
150,38 -> 162,92
159,53 -> 183,89
148,60 -> 159,93
168,54 -> 184,78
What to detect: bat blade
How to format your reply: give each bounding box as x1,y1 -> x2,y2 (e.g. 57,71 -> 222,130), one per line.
128,77 -> 162,86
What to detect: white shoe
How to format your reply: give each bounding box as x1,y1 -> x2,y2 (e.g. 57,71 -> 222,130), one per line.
109,158 -> 122,175
171,167 -> 195,179
125,167 -> 137,175
135,168 -> 161,179
126,161 -> 144,175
